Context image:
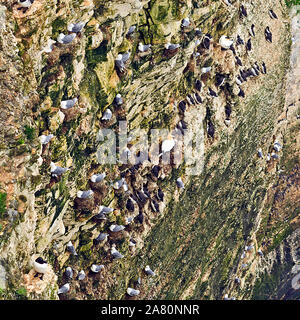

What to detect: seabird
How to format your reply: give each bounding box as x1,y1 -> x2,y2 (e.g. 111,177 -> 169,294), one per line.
236,76 -> 243,85
109,224 -> 125,232
195,28 -> 202,37
114,93 -> 123,105
57,33 -> 76,44
225,105 -> 232,118
201,66 -> 211,74
224,0 -> 232,6
238,87 -> 245,98
207,121 -> 215,138
241,251 -> 246,259
77,270 -> 86,280
115,54 -> 126,72
195,79 -> 202,91
161,136 -> 175,154
18,0 -> 33,8
176,177 -> 185,189
271,152 -> 279,159
157,188 -> 164,201
265,27 -> 272,43
65,267 -> 73,279
138,42 -> 151,52
143,185 -> 151,198
61,98 -> 78,109
127,287 -> 140,296
215,73 -> 226,87
273,141 -> 282,152
129,239 -> 136,247
98,206 -> 114,215
77,190 -> 94,199
136,190 -> 148,202
249,24 -> 255,37
187,94 -> 196,105
42,39 -> 56,53
66,241 -> 78,256
261,62 -> 267,74
257,148 -> 263,158
137,212 -> 144,224
150,199 -> 160,212
58,283 -> 70,294
67,22 -> 85,33
229,44 -> 236,55
39,134 -> 54,145
125,216 -> 134,225
121,51 -> 131,63
202,34 -> 212,49
126,198 -> 135,212
257,249 -> 264,256
181,17 -> 190,28
113,177 -> 125,190
236,35 -> 244,45
246,38 -> 252,51
165,43 -> 181,51
151,165 -> 161,178
94,233 -> 108,243
33,257 -> 48,274
235,277 -> 241,284
145,265 -> 155,276
178,100 -> 187,113
240,5 -> 247,17
266,153 -> 271,161
90,173 -> 106,183
126,25 -> 136,37
219,35 -> 233,49
50,162 -> 69,177
208,87 -> 218,97
224,118 -> 231,126
269,9 -> 278,19
90,264 -> 104,273
101,108 -> 112,121
194,92 -> 202,104
111,246 -> 124,259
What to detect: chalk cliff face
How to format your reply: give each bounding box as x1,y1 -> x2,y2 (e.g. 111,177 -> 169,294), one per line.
0,0 -> 299,300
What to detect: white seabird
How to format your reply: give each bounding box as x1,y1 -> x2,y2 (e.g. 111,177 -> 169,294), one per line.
219,35 -> 233,49
90,264 -> 104,273
109,224 -> 125,232
58,283 -> 70,294
181,17 -> 190,28
90,173 -> 106,183
33,257 -> 49,274
145,265 -> 155,276
138,42 -> 151,52
111,246 -> 124,259
77,270 -> 86,280
50,162 -> 69,177
61,98 -> 78,109
77,190 -> 94,199
176,177 -> 185,189
57,33 -> 76,44
19,0 -> 33,8
165,43 -> 181,50
127,287 -> 140,296
39,134 -> 54,145
66,241 -> 78,256
67,22 -> 85,33
101,108 -> 112,121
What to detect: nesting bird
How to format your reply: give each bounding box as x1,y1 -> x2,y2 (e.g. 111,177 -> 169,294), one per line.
176,177 -> 185,189
77,190 -> 94,199
151,165 -> 161,178
50,162 -> 69,177
178,100 -> 187,113
57,33 -> 76,44
240,5 -> 248,18
265,27 -> 272,43
126,198 -> 135,212
219,35 -> 233,49
39,134 -> 54,145
42,39 -> 56,53
238,87 -> 245,98
257,148 -> 263,158
165,43 -> 181,51
66,241 -> 78,256
215,73 -> 226,87
208,87 -> 218,98
77,270 -> 86,280
195,79 -> 202,91
111,246 -> 124,259
161,136 -> 175,154
249,24 -> 255,37
90,264 -> 104,273
145,265 -> 155,276
101,108 -> 112,121
181,17 -> 190,28
126,25 -> 136,38
94,233 -> 108,243
224,0 -> 232,6
90,173 -> 106,183
236,35 -> 244,45
61,98 -> 77,109
127,287 -> 140,296
261,62 -> 267,74
58,283 -> 70,295
109,224 -> 125,232
138,42 -> 151,53
67,22 -> 85,33
246,38 -> 252,51
157,188 -> 164,202
33,257 -> 48,274
273,141 -> 282,152
269,9 -> 278,19
65,267 -> 73,280
115,52 -> 131,73
18,0 -> 34,8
